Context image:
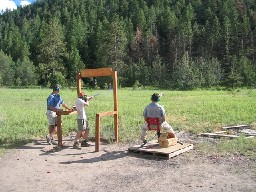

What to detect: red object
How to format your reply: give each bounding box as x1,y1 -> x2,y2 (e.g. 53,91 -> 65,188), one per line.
146,117 -> 160,131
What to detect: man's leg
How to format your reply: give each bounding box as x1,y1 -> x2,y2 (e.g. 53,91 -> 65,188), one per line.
161,121 -> 176,138
81,120 -> 90,147
46,125 -> 53,144
167,132 -> 175,138
46,125 -> 56,144
46,111 -> 57,144
74,131 -> 82,141
140,123 -> 148,142
74,119 -> 85,148
47,125 -> 57,145
73,130 -> 82,148
82,129 -> 89,140
49,125 -> 57,139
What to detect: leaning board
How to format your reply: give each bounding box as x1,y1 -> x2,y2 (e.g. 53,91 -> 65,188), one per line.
128,142 -> 193,159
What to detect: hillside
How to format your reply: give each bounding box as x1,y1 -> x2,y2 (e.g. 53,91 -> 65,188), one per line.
0,0 -> 256,89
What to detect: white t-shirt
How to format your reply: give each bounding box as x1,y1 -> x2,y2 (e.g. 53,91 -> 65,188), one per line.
75,98 -> 89,119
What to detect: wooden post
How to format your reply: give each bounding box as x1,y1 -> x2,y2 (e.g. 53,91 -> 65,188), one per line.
56,111 -> 62,147
76,73 -> 82,96
113,70 -> 118,142
95,114 -> 100,152
56,111 -> 77,148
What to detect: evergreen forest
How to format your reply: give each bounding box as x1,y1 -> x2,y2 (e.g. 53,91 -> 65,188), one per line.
0,0 -> 256,90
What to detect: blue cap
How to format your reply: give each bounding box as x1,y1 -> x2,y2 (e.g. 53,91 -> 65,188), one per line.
53,85 -> 60,91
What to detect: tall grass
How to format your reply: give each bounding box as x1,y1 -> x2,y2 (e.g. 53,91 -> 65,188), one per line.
0,87 -> 256,157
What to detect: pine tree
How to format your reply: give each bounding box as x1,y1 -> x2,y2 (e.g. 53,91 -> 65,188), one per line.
15,59 -> 36,86
96,16 -> 127,70
36,17 -> 67,86
0,50 -> 14,86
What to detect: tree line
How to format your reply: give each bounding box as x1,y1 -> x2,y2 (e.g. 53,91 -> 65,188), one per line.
0,0 -> 256,90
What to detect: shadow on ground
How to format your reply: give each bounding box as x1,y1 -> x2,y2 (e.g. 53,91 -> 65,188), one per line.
59,149 -> 128,164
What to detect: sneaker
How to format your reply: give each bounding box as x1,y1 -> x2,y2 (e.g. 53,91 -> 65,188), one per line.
73,141 -> 81,149
81,140 -> 91,147
46,135 -> 52,145
51,139 -> 57,145
140,140 -> 147,147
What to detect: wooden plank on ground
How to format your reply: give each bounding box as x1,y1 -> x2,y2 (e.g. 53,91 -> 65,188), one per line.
214,131 -> 227,134
199,133 -> 239,139
222,125 -> 249,130
240,129 -> 256,136
128,142 -> 193,159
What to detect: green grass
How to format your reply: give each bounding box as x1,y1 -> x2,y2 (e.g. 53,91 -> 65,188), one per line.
197,136 -> 256,159
0,87 -> 256,158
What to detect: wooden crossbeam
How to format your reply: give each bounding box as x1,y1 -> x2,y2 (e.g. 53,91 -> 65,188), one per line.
97,111 -> 117,117
80,68 -> 113,77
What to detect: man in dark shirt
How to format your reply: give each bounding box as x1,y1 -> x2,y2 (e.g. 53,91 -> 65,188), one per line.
46,85 -> 72,145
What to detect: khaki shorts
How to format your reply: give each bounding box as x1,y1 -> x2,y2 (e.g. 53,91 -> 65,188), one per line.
46,110 -> 57,125
77,119 -> 89,131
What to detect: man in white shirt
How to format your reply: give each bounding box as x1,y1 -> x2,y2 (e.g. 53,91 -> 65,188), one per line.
73,92 -> 94,149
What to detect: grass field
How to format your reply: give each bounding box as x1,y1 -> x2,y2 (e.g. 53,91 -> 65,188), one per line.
0,87 -> 255,158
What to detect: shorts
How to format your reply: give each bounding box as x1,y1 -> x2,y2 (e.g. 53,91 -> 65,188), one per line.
77,119 -> 89,131
46,110 -> 57,126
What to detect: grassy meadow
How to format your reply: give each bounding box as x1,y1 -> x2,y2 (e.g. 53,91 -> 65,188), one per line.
0,87 -> 256,158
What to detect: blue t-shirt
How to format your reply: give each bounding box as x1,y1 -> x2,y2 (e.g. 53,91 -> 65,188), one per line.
143,102 -> 165,122
47,93 -> 63,110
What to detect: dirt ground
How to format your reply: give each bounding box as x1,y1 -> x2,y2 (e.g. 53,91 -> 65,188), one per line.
0,132 -> 255,192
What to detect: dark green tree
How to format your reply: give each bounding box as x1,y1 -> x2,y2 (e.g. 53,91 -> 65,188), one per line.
66,47 -> 85,85
14,59 -> 37,86
0,50 -> 14,86
96,16 -> 127,70
173,51 -> 195,90
36,18 -> 67,86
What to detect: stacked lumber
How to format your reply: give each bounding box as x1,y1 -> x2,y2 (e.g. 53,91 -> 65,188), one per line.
158,132 -> 178,147
199,124 -> 255,139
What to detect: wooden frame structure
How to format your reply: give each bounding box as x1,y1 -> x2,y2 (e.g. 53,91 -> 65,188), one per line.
76,68 -> 118,152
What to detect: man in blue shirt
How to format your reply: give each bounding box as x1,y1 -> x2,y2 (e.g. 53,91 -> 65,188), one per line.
141,93 -> 176,144
46,85 -> 72,145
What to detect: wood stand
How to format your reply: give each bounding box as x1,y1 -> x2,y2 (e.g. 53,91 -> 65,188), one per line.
95,111 -> 118,152
56,110 -> 77,147
76,68 -> 118,152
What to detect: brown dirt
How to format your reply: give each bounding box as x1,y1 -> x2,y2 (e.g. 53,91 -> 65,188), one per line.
0,134 -> 255,192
